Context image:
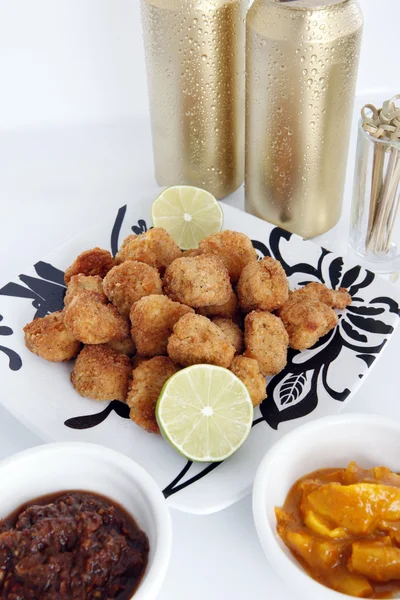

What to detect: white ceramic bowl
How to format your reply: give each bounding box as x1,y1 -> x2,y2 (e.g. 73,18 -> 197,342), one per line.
0,442 -> 172,600
253,413 -> 400,600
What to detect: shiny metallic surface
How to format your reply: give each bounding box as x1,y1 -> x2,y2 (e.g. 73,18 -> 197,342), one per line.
141,0 -> 248,199
245,0 -> 363,238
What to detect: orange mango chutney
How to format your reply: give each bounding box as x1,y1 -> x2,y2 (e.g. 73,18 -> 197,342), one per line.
276,462 -> 400,598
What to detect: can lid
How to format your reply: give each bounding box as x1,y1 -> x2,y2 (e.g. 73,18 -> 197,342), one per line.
276,0 -> 349,9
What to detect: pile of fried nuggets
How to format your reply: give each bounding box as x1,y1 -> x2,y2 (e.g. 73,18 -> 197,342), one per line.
24,228 -> 351,435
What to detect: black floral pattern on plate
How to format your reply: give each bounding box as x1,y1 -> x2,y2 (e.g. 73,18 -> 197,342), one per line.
0,315 -> 22,371
0,262 -> 66,318
256,229 -> 398,431
64,400 -> 130,429
1,205 -> 399,499
0,262 -> 66,372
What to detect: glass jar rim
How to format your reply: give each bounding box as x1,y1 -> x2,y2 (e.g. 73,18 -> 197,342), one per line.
358,118 -> 400,148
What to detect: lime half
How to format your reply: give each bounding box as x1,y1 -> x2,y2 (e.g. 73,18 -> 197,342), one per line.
156,365 -> 253,462
151,186 -> 224,250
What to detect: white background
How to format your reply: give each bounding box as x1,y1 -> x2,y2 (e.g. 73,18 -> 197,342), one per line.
0,1 -> 399,600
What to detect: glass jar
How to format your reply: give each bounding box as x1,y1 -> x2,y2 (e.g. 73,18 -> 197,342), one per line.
349,120 -> 400,273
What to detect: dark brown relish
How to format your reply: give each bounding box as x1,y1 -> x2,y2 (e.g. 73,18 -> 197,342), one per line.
0,491 -> 149,599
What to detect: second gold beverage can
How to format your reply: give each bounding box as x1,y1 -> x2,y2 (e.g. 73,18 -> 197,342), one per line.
246,0 -> 363,238
140,0 -> 248,200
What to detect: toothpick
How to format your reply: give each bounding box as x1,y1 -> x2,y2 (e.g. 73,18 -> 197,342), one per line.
361,96 -> 400,257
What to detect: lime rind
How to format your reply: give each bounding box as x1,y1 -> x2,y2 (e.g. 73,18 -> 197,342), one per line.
156,365 -> 253,463
151,186 -> 224,250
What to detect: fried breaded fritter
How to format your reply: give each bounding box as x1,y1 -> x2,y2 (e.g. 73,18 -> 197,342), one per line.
64,291 -> 129,344
199,230 -> 257,283
167,313 -> 236,368
24,311 -> 81,362
116,234 -> 135,259
297,282 -> 352,310
163,255 -> 232,308
107,335 -> 136,356
237,257 -> 289,313
127,356 -> 178,434
131,355 -> 148,370
277,291 -> 339,351
64,274 -> 107,307
130,295 -> 193,356
212,318 -> 244,354
244,311 -> 289,376
182,249 -> 203,258
103,260 -> 163,316
230,356 -> 266,408
71,345 -> 132,401
64,247 -> 115,284
197,289 -> 240,321
115,228 -> 181,274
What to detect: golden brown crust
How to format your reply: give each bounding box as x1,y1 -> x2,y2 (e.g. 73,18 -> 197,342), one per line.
163,255 -> 232,308
127,356 -> 178,434
115,228 -> 181,274
64,247 -> 115,284
244,311 -> 289,376
181,249 -> 203,258
131,355 -> 148,370
64,274 -> 107,307
197,290 -> 240,321
24,311 -> 81,362
297,282 -> 352,310
130,295 -> 194,357
278,291 -> 339,351
103,260 -> 163,316
230,356 -> 266,408
212,318 -> 244,354
71,345 -> 132,401
116,235 -> 136,259
107,335 -> 136,356
64,291 -> 129,344
199,230 -> 257,283
167,313 -> 236,368
237,257 -> 289,313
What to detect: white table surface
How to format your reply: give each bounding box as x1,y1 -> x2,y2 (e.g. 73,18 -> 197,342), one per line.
0,100 -> 398,600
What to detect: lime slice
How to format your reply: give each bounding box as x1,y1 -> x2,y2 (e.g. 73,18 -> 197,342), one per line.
151,186 -> 224,250
156,364 -> 253,462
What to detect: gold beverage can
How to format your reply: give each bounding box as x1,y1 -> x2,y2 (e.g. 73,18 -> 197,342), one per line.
245,0 -> 363,238
140,0 -> 248,199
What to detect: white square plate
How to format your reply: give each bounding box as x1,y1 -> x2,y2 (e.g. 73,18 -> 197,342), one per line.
0,200 -> 399,514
